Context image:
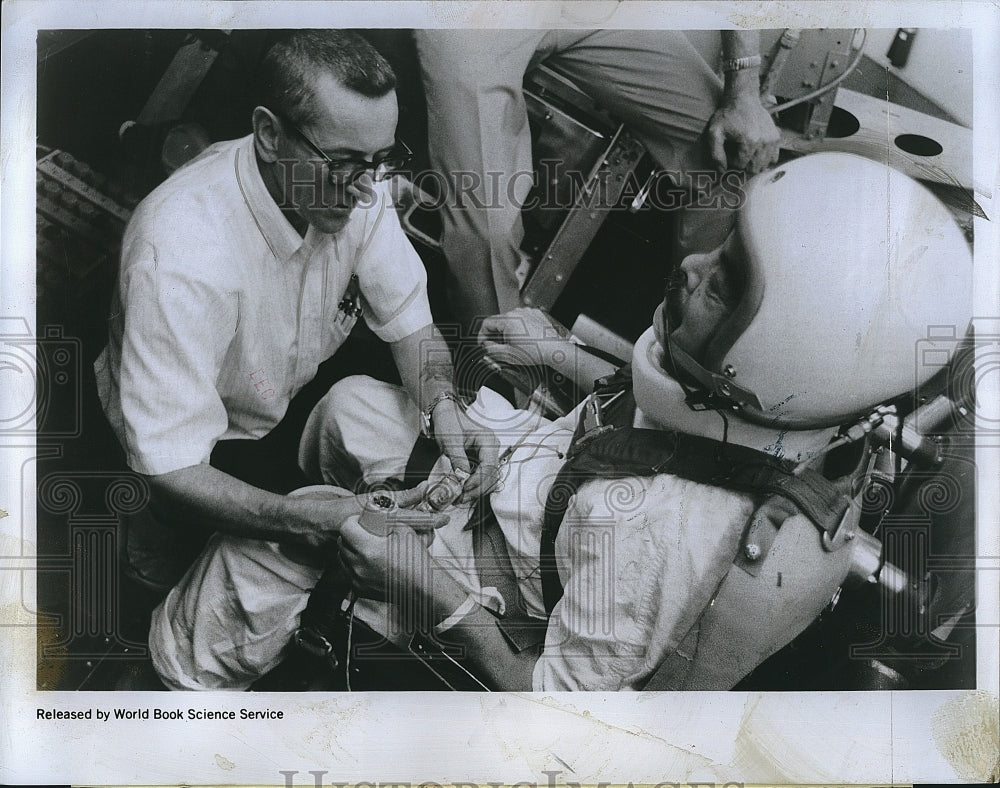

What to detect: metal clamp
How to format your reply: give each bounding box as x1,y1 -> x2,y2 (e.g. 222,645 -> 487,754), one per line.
293,628 -> 339,669
571,389 -> 625,454
822,493 -> 862,553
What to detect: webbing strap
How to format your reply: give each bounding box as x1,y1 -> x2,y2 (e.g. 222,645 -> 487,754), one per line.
470,497 -> 549,652
403,436 -> 546,648
295,567 -> 351,667
470,497 -> 523,618
540,420 -> 851,616
642,621 -> 702,691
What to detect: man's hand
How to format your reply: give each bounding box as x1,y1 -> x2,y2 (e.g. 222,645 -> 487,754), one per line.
707,93 -> 780,176
428,400 -> 500,503
710,30 -> 781,177
337,510 -> 436,602
338,499 -> 540,690
479,307 -> 574,369
283,484 -> 447,565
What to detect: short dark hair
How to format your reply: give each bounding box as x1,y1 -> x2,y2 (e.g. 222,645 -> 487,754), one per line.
258,30 -> 397,127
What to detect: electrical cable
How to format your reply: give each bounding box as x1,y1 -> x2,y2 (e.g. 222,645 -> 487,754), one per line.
344,593 -> 356,691
495,428 -> 573,492
793,435 -> 850,475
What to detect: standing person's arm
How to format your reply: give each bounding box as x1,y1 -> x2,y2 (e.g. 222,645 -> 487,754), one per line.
707,31 -> 781,175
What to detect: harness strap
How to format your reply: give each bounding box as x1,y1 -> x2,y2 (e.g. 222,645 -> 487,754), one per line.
294,567 -> 351,669
470,497 -> 549,652
642,621 -> 702,691
540,389 -> 851,616
404,435 -> 547,650
469,497 -> 522,617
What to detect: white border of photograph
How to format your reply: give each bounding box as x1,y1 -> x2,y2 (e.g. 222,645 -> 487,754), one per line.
2,1 -> 998,784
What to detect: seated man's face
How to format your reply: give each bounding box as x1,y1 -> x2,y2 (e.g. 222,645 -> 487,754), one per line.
653,228 -> 746,362
282,72 -> 399,235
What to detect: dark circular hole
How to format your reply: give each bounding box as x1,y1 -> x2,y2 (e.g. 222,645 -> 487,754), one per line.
894,133 -> 944,157
825,106 -> 861,138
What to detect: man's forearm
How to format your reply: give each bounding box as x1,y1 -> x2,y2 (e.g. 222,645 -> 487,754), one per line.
146,463 -> 351,551
391,324 -> 455,413
552,344 -> 618,395
720,30 -> 762,99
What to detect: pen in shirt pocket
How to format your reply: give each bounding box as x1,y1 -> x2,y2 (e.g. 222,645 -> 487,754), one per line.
337,273 -> 363,325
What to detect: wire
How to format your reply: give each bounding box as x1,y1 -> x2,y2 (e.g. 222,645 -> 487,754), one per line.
768,29 -> 867,115
344,593 -> 356,691
793,435 -> 850,476
500,442 -> 566,464
495,432 -> 572,492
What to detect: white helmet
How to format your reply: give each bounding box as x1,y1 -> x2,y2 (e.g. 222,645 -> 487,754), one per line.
659,152 -> 973,430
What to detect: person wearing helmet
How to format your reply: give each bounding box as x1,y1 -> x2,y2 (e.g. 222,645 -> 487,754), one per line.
323,152 -> 974,690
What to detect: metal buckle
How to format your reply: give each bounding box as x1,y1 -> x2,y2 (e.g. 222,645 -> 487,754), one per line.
822,448 -> 878,552
293,627 -> 339,669
575,389 -> 624,447
337,294 -> 363,319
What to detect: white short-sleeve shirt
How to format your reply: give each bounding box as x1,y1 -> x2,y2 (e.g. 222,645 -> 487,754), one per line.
95,134 -> 433,476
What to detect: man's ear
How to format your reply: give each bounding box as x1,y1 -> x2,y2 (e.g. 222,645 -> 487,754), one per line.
252,106 -> 281,163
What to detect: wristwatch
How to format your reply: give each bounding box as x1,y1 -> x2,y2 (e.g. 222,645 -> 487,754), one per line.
421,391 -> 464,438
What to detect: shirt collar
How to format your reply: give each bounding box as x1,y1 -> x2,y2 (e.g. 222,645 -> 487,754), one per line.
234,134 -> 312,261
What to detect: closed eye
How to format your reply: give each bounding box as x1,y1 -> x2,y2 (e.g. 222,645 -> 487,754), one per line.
705,273 -> 730,306
709,252 -> 741,309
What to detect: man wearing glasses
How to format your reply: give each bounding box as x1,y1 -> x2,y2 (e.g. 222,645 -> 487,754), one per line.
94,30 -> 497,689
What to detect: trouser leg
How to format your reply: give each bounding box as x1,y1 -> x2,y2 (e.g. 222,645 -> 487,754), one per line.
548,29 -> 724,173
149,535 -> 323,690
416,29 -> 725,328
415,30 -> 549,328
298,375 -> 423,487
148,378 -> 422,690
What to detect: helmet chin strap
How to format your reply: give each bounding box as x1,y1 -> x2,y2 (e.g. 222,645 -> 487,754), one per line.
659,298 -> 763,416
658,323 -> 733,445
632,328 -> 835,459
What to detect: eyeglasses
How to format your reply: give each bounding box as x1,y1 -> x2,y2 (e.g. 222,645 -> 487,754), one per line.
274,110 -> 413,186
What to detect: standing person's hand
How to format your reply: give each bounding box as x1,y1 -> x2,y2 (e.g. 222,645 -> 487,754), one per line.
707,93 -> 780,176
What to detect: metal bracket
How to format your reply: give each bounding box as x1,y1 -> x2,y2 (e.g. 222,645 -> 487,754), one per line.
521,125 -> 647,310
805,45 -> 853,140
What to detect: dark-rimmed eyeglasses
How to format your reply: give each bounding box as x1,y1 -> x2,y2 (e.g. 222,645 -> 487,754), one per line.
274,110 -> 413,186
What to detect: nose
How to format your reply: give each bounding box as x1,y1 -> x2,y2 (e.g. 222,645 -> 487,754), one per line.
346,170 -> 375,200
679,251 -> 713,290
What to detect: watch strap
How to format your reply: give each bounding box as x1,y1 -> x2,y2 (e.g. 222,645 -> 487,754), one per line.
422,391 -> 464,438
722,54 -> 762,72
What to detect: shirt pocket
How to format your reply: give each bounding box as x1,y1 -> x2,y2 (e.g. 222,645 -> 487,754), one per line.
324,273 -> 362,354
